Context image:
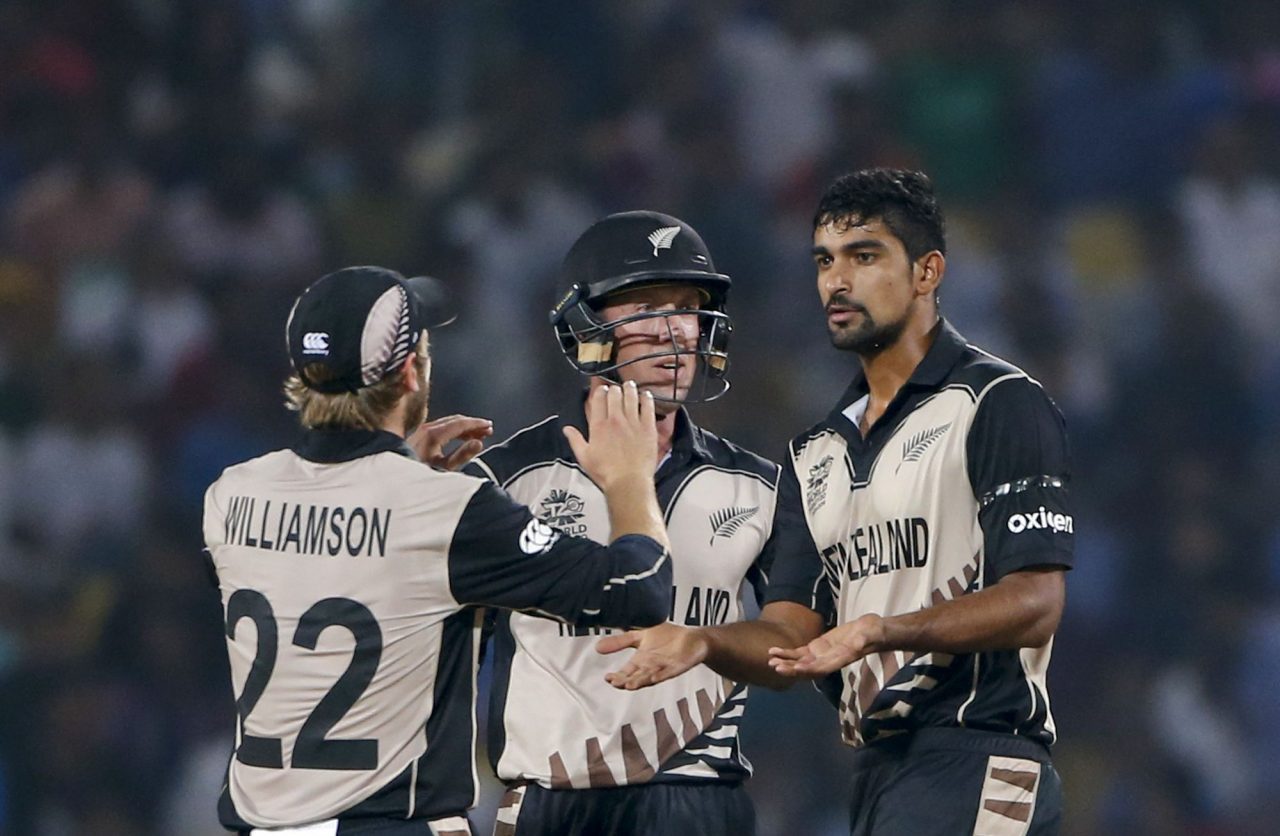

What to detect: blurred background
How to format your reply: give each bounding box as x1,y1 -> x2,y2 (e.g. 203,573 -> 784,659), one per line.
0,0 -> 1278,833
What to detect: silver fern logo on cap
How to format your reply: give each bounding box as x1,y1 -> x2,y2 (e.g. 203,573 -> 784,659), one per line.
647,225 -> 681,256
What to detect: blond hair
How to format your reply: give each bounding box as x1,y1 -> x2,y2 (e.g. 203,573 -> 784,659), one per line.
284,334 -> 429,430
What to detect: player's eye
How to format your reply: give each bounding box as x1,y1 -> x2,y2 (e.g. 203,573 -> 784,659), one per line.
855,252 -> 876,264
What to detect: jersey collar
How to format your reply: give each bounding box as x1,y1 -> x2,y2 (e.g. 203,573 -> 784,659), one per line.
834,317 -> 969,409
293,427 -> 418,463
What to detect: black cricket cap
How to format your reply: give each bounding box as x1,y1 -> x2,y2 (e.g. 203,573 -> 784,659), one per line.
286,266 -> 455,394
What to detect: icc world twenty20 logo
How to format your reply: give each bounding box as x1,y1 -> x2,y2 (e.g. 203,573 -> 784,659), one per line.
539,489 -> 588,535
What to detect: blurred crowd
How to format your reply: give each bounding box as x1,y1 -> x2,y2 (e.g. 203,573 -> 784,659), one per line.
1,1 -> 1278,834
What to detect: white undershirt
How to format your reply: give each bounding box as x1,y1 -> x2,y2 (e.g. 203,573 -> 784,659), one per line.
842,394 -> 870,430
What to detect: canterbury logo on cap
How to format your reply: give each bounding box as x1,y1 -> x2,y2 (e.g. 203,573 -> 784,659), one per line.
301,332 -> 329,355
648,226 -> 680,256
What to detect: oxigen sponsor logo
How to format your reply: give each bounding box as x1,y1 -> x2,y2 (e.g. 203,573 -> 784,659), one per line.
1006,506 -> 1074,534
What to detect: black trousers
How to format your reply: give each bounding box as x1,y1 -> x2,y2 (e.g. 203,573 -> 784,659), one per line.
493,781 -> 755,836
238,814 -> 474,836
847,727 -> 1062,836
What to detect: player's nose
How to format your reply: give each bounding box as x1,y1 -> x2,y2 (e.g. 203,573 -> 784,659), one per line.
668,312 -> 699,346
822,266 -> 853,296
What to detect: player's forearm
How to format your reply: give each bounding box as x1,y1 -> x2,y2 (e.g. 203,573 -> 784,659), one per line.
589,535 -> 672,628
704,604 -> 826,689
601,473 -> 670,550
880,568 -> 1065,654
702,623 -> 805,689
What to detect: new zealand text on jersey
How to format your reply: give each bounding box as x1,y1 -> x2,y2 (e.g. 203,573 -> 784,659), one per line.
222,495 -> 391,557
822,517 -> 930,581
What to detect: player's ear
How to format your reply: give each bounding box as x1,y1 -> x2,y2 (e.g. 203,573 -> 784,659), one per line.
916,251 -> 944,297
400,354 -> 423,392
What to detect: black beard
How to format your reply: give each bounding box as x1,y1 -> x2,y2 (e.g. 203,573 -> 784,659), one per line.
829,312 -> 908,357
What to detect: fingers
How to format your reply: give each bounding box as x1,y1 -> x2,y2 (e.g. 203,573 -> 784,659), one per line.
767,645 -> 814,678
596,630 -> 640,655
458,422 -> 495,442
562,426 -> 587,462
405,424 -> 441,461
441,439 -> 485,470
603,381 -> 623,420
620,378 -> 639,421
767,649 -> 814,677
583,384 -> 607,424
604,662 -> 667,691
422,415 -> 493,445
586,382 -> 649,425
639,384 -> 655,425
762,647 -> 803,675
767,645 -> 806,662
603,665 -> 638,689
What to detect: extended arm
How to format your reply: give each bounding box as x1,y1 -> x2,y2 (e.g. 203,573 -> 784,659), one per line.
769,567 -> 1065,677
600,443 -> 838,691
599,601 -> 826,691
449,383 -> 673,628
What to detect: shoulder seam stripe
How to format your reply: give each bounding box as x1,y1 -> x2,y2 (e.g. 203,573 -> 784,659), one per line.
469,457 -> 498,484
972,371 -> 1036,406
965,343 -> 1042,387
502,458 -> 590,490
663,465 -> 779,523
480,414 -> 562,455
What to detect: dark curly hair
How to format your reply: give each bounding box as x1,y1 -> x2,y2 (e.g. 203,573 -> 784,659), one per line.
813,169 -> 946,260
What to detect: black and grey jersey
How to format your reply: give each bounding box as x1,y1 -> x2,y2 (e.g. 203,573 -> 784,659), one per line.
203,428 -> 671,829
764,320 -> 1073,749
467,407 -> 780,790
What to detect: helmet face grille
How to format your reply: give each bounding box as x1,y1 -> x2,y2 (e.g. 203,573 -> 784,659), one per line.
550,297 -> 732,404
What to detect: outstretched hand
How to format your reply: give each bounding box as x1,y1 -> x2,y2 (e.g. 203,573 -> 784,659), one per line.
598,623 -> 709,691
408,415 -> 493,470
767,614 -> 886,678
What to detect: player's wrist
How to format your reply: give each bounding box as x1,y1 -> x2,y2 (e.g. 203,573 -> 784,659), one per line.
599,469 -> 654,497
873,612 -> 913,653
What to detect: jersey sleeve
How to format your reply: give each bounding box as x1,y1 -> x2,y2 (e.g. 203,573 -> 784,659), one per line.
966,377 -> 1074,580
742,463 -> 782,607
446,481 -> 672,628
760,457 -> 833,621
201,481 -> 223,589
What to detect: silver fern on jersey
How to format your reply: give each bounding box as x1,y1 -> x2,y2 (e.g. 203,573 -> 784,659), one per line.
709,506 -> 758,544
897,423 -> 952,472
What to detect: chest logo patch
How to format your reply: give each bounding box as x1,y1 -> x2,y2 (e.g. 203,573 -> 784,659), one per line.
538,488 -> 588,536
540,489 -> 584,525
709,506 -> 758,545
806,455 -> 833,513
897,423 -> 951,473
